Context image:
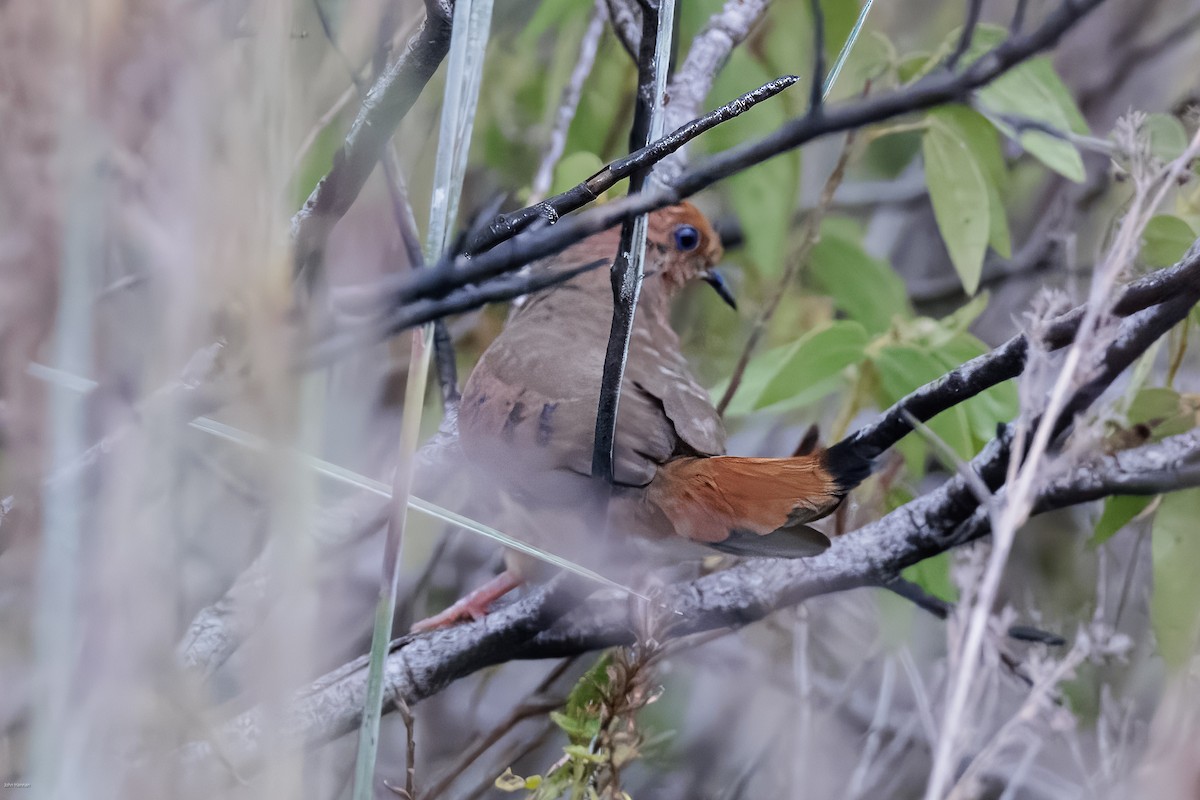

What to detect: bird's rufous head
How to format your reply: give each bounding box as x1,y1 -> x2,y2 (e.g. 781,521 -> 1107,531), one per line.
646,202 -> 735,309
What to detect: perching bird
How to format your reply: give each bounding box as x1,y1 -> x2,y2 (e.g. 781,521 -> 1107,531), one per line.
413,202 -> 871,631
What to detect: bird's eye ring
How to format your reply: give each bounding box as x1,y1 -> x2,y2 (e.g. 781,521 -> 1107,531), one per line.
673,224 -> 701,252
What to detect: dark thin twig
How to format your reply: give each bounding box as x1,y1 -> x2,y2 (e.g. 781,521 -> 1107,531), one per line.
605,0 -> 641,61
378,148 -> 462,413
292,0 -> 455,285
934,291 -> 1200,558
885,301 -> 1185,559
947,0 -> 985,70
378,152 -> 461,411
389,0 -> 1107,312
592,0 -> 674,483
332,4 -> 464,416
1007,626 -> 1067,646
886,578 -> 952,619
312,0 -> 366,93
304,259 -> 608,369
383,698 -> 416,799
660,0 -> 772,159
887,578 -> 1064,645
808,0 -> 826,112
1010,0 -> 1029,33
468,75 -> 799,255
975,106 -> 1116,154
432,320 -> 460,409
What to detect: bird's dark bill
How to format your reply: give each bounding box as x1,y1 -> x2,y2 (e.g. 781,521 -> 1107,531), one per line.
703,270 -> 737,310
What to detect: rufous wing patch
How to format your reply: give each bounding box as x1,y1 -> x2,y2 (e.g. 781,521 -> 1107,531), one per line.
646,455 -> 846,552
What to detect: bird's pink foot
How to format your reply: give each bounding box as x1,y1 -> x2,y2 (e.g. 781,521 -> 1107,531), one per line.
410,571 -> 523,633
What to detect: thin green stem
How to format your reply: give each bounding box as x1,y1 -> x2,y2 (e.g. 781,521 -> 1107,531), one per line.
350,1 -> 495,798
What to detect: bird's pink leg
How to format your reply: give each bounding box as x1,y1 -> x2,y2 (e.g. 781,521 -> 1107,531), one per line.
410,570 -> 524,633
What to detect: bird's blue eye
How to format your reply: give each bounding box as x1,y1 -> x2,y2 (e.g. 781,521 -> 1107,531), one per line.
673,224 -> 701,252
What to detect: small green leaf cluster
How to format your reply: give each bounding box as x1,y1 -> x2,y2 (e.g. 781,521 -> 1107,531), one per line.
496,650 -> 668,800
716,219 -> 1017,467
910,26 -> 1088,293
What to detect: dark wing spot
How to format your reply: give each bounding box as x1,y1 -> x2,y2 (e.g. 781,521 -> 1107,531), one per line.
502,402 -> 527,442
476,394 -> 488,406
536,403 -> 558,447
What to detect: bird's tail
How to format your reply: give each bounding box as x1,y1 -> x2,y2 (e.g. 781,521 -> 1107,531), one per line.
646,440 -> 875,559
820,435 -> 875,494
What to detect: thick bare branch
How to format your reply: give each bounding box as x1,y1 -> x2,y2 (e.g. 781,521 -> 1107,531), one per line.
180,425 -> 1200,779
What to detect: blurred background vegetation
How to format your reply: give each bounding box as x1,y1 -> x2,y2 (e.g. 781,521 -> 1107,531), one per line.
3,0 -> 1200,798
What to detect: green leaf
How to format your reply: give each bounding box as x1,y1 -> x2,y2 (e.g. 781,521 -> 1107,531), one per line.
1128,387 -> 1184,426
930,333 -> 1018,447
1004,122 -> 1084,182
810,226 -> 911,334
552,652 -> 611,745
903,552 -> 958,603
897,51 -> 932,83
549,151 -> 605,197
562,744 -> 605,763
1145,113 -> 1188,162
871,345 -> 974,460
931,106 -> 1007,185
1127,387 -> 1199,440
984,176 -> 1012,258
978,56 -> 1087,182
494,768 -> 528,792
924,118 -> 990,294
1142,215 -> 1197,268
756,321 -> 869,409
1093,495 -> 1152,545
928,106 -> 1012,259
713,344 -> 847,417
845,30 -> 898,90
1152,489 -> 1200,668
